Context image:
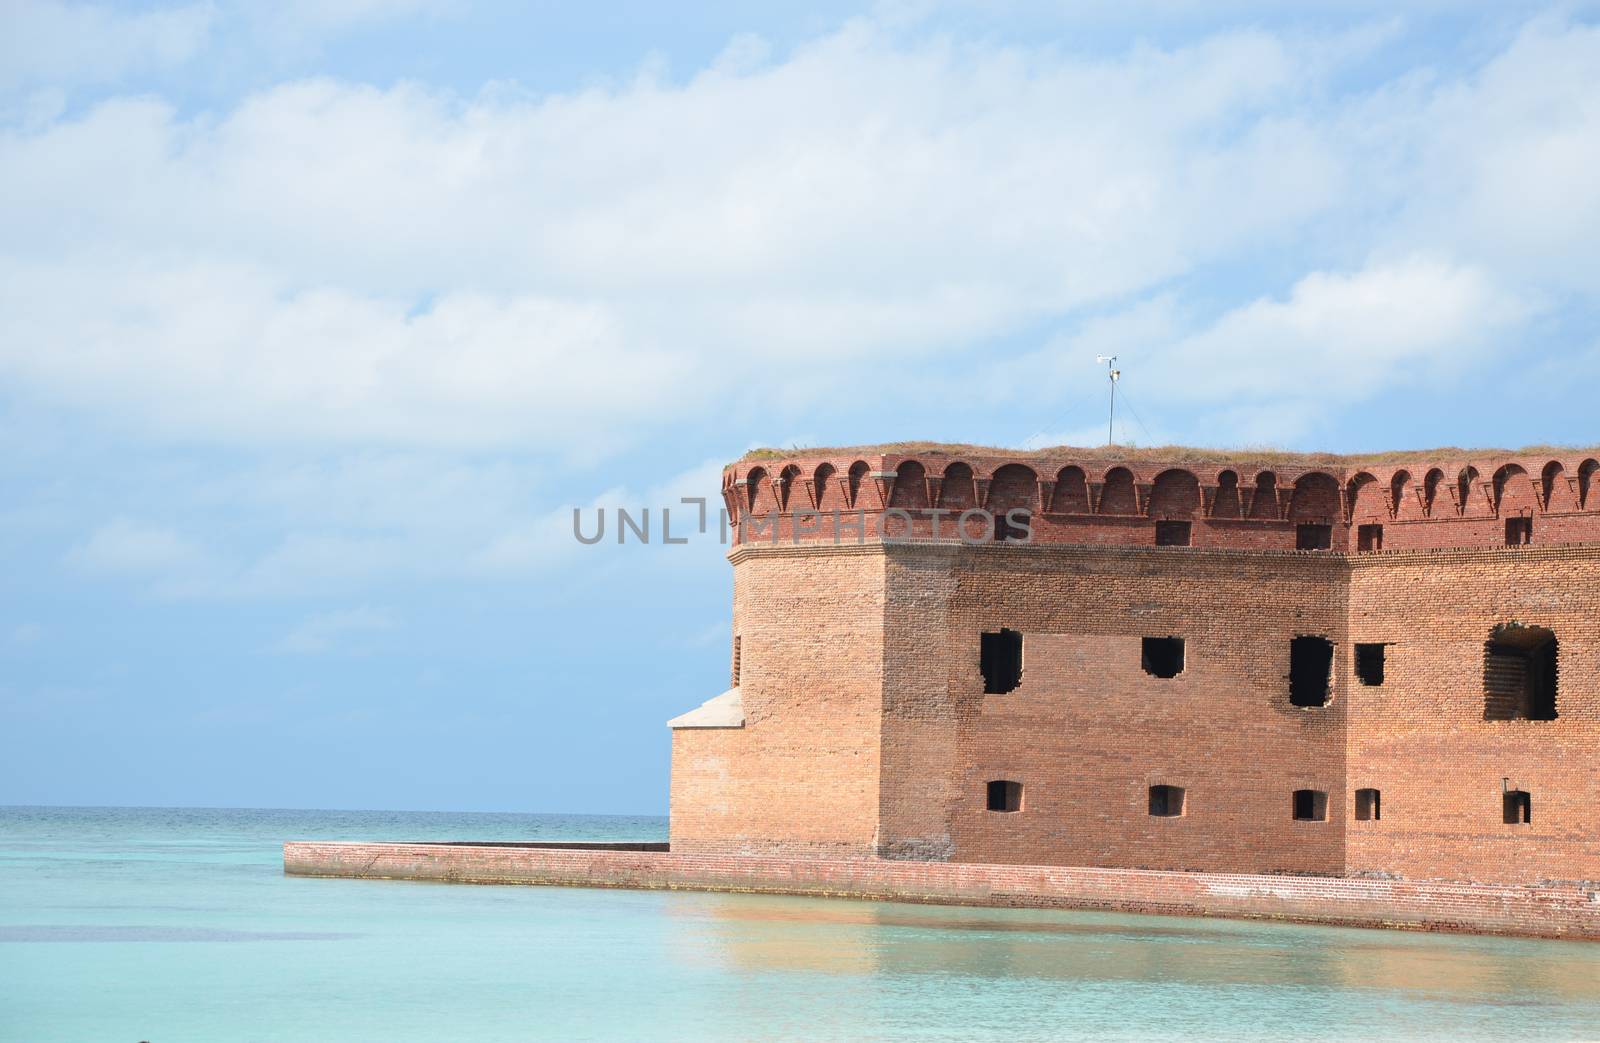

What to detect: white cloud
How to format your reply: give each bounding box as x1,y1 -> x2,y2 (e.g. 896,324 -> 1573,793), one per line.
276,605 -> 396,654
68,518 -> 211,578
0,1 -> 216,91
0,22 -> 1351,450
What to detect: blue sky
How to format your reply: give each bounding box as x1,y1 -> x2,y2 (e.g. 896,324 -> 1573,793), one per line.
2,0 -> 1598,814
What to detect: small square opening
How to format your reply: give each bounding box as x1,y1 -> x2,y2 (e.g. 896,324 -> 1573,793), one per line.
1355,643 -> 1385,686
1155,521 -> 1192,547
1296,523 -> 1332,551
986,780 -> 1022,813
1355,788 -> 1381,821
1148,784 -> 1185,817
1503,789 -> 1530,825
1293,789 -> 1328,821
1505,516 -> 1533,546
1357,524 -> 1383,552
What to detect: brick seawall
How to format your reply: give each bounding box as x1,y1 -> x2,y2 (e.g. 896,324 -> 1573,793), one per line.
282,842 -> 1600,940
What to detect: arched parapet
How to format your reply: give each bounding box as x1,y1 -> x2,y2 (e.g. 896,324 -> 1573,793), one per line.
1539,461 -> 1569,512
1209,469 -> 1241,519
937,462 -> 976,509
846,460 -> 872,508
1492,463 -> 1536,516
742,466 -> 773,514
1148,468 -> 1200,519
1051,466 -> 1090,514
1388,469 -> 1417,520
1099,467 -> 1138,515
1290,472 -> 1341,523
1577,459 -> 1598,510
1247,471 -> 1281,520
811,463 -> 836,511
1347,472 -> 1383,523
775,464 -> 802,512
986,464 -> 1038,515
1454,465 -> 1486,516
888,459 -> 929,509
1421,468 -> 1445,517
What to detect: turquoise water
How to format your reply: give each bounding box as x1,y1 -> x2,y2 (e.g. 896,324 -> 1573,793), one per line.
4,807 -> 1600,1041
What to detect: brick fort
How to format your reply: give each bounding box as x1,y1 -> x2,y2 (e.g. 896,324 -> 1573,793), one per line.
668,444 -> 1600,887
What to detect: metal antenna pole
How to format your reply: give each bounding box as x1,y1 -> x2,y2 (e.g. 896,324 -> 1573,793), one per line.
1096,356 -> 1120,445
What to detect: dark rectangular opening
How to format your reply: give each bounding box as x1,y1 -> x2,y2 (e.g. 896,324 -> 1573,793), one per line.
1484,624 -> 1557,720
1355,788 -> 1381,821
995,511 -> 1030,543
1357,523 -> 1383,552
986,780 -> 1022,813
1355,643 -> 1385,686
1296,523 -> 1332,550
1503,789 -> 1530,825
1155,520 -> 1192,547
1148,784 -> 1185,817
1505,516 -> 1533,546
1292,789 -> 1327,821
1289,635 -> 1333,707
980,629 -> 1023,694
1141,636 -> 1185,678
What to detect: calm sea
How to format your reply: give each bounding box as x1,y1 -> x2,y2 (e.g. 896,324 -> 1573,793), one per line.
3,805 -> 1599,1041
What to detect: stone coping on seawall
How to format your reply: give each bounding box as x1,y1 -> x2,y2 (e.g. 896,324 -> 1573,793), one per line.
282,841 -> 1600,941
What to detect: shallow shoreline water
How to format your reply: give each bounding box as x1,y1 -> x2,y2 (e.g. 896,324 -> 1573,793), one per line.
5,805 -> 1600,1041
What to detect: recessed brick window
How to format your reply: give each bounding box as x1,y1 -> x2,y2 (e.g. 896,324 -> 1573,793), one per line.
1357,523 -> 1383,552
1483,624 -> 1557,721
1293,789 -> 1328,821
986,780 -> 1022,813
1505,516 -> 1533,546
980,629 -> 1023,694
1296,523 -> 1332,551
1289,636 -> 1333,707
1141,637 -> 1185,678
1503,789 -> 1531,825
1355,788 -> 1381,821
1155,521 -> 1192,547
1148,785 -> 1185,817
1355,643 -> 1385,686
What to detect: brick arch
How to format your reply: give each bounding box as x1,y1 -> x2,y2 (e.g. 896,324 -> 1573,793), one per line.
1579,459 -> 1598,509
745,466 -> 771,512
1423,468 -> 1445,516
1052,465 -> 1089,513
1493,463 -> 1536,515
1148,468 -> 1200,518
1540,461 -> 1567,511
1457,465 -> 1482,515
1212,469 -> 1241,519
890,460 -> 929,509
812,462 -> 836,510
1291,472 -> 1341,522
776,464 -> 802,511
1248,471 -> 1280,519
988,464 -> 1038,514
1100,466 -> 1137,515
1389,470 -> 1416,520
1347,472 -> 1383,522
938,462 -> 976,509
847,460 -> 869,507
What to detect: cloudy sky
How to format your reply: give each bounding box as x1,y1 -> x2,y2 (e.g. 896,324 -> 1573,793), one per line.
3,0 -> 1598,813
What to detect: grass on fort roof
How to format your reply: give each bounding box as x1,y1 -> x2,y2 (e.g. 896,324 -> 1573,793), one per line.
734,442 -> 1600,467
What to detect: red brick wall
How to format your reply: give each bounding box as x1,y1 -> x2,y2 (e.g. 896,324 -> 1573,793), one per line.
669,548 -> 885,858
682,446 -> 1600,886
